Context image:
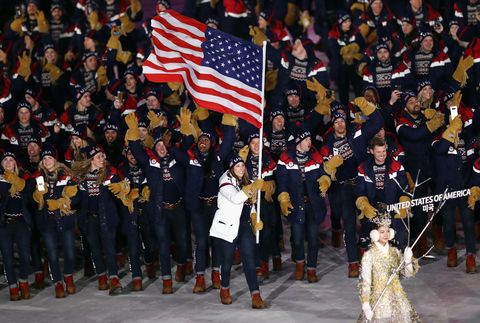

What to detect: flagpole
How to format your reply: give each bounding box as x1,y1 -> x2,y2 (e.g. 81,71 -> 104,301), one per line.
255,41 -> 267,244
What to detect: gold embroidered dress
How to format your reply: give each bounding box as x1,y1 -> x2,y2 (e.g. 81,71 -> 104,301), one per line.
357,242 -> 422,323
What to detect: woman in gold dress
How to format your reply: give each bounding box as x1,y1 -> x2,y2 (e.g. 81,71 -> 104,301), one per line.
358,215 -> 422,322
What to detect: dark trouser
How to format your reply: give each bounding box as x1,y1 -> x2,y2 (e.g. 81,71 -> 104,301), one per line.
0,220 -> 31,285
291,202 -> 320,269
185,210 -> 193,262
152,205 -> 187,279
122,216 -> 143,279
410,183 -> 429,244
86,215 -> 118,277
258,199 -> 280,262
216,221 -> 259,294
42,225 -> 75,283
331,181 -> 358,263
30,223 -> 44,274
441,201 -> 477,254
138,208 -> 156,265
191,202 -> 220,274
336,64 -> 362,105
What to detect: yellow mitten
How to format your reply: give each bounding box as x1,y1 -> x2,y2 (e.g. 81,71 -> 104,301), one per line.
10,16 -> 26,34
423,108 -> 437,120
221,114 -> 237,127
358,23 -> 369,39
33,187 -> 47,210
352,97 -> 376,116
353,112 -> 366,124
168,82 -> 184,92
317,175 -> 331,194
47,198 -> 62,211
299,10 -> 313,32
121,188 -> 139,213
242,179 -> 264,198
239,145 -> 250,161
250,213 -> 263,233
350,2 -> 366,12
278,192 -> 293,216
130,0 -> 142,15
97,65 -> 108,88
395,196 -> 411,219
17,52 -> 32,81
249,25 -> 268,46
194,106 -> 209,121
34,10 -> 49,33
147,110 -> 166,129
116,50 -> 132,64
139,186 -> 150,203
62,185 -> 78,198
426,112 -> 445,133
143,134 -> 154,149
442,115 -> 462,145
125,113 -> 140,141
120,14 -> 135,34
44,63 -> 63,82
4,171 -> 25,197
265,69 -> 278,92
88,11 -> 103,31
176,107 -> 193,136
355,196 -> 377,219
314,98 -> 333,116
452,55 -> 474,87
47,197 -> 74,216
261,180 -> 276,202
323,155 -> 344,180
306,78 -> 328,100
108,179 -> 130,197
106,27 -> 121,50
450,91 -> 462,108
468,186 -> 480,209
406,172 -> 415,193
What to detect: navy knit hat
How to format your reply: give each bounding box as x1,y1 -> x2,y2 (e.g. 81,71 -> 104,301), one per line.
269,109 -> 285,121
402,90 -> 417,106
417,80 -> 432,93
199,131 -> 215,144
331,111 -> 346,123
85,145 -> 104,159
76,86 -> 90,100
41,143 -> 57,159
27,136 -> 41,147
375,42 -> 389,53
104,122 -> 119,133
17,100 -> 32,112
419,28 -> 434,43
293,127 -> 311,144
138,116 -> 149,129
229,154 -> 244,168
337,11 -> 351,24
1,149 -> 16,161
157,0 -> 170,9
82,51 -> 97,61
248,132 -> 260,144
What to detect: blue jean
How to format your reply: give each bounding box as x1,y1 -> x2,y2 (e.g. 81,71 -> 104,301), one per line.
291,202 -> 319,268
30,223 -> 44,274
86,215 -> 118,277
42,225 -> 75,283
0,220 -> 31,285
152,206 -> 187,279
191,203 -> 220,274
258,199 -> 280,262
138,207 -> 156,264
331,182 -> 358,262
216,221 -> 259,293
121,215 -> 143,279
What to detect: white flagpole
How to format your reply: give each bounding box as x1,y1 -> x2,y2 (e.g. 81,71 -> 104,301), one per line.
255,41 -> 267,244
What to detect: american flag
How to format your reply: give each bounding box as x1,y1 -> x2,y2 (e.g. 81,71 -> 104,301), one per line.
142,10 -> 264,128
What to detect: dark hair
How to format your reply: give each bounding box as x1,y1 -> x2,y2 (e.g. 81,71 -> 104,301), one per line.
369,136 -> 386,150
229,165 -> 250,187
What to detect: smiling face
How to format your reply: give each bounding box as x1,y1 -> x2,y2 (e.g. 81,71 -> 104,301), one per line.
232,161 -> 246,178
42,155 -> 56,172
91,152 -> 106,170
2,156 -> 16,172
249,138 -> 260,156
370,144 -> 387,165
197,136 -> 211,153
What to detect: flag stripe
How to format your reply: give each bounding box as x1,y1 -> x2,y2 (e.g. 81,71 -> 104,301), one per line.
144,10 -> 264,128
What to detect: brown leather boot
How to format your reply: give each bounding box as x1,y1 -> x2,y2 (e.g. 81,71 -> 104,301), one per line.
331,229 -> 342,248
185,260 -> 193,275
432,224 -> 445,251
193,274 -> 206,293
109,277 -> 123,295
220,288 -> 232,305
260,261 -> 269,279
211,270 -> 221,289
307,269 -> 319,283
175,264 -> 186,282
233,248 -> 241,265
34,272 -> 45,289
466,254 -> 477,273
295,262 -> 305,280
145,262 -> 157,279
9,286 -> 21,301
19,281 -> 30,299
131,278 -> 143,292
64,275 -> 76,294
55,282 -> 66,298
162,279 -> 173,294
251,293 -> 267,309
447,247 -> 458,267
98,274 -> 109,290
348,262 -> 359,278
272,256 -> 282,271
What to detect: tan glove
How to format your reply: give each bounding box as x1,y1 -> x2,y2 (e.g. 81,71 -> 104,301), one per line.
314,98 -> 333,116
350,2 -> 366,12
108,179 -> 131,198
139,186 -> 150,203
423,108 -> 437,120
147,110 -> 166,129
250,213 -> 263,233
352,97 -> 376,116
47,197 -> 74,216
299,10 -> 313,32
125,113 -> 140,141
10,16 -> 26,34
194,106 -> 209,121
130,0 -> 142,15
340,43 -> 361,65
306,78 -> 328,100
239,145 -> 249,161
116,50 -> 132,64
221,114 -> 237,127
323,155 -> 344,180
426,111 -> 445,133
355,196 -> 377,219
242,179 -> 264,198
249,25 -> 268,46
106,27 -> 121,50
33,187 -> 47,210
44,63 -> 63,82
120,14 -> 135,34
317,175 -> 331,194
442,115 -> 462,145
265,69 -> 278,92
358,23 -> 369,39
452,55 -> 474,87
97,65 -> 108,88
62,185 -> 78,198
121,188 -> 139,213
143,134 -> 154,149
176,107 -> 194,136
261,180 -> 276,202
88,11 -> 103,31
278,192 -> 293,216
450,91 -> 462,108
4,171 -> 26,197
406,172 -> 415,193
395,196 -> 411,219
34,10 -> 49,33
167,82 -> 184,93
17,52 -> 32,81
353,112 -> 366,124
468,186 -> 480,209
